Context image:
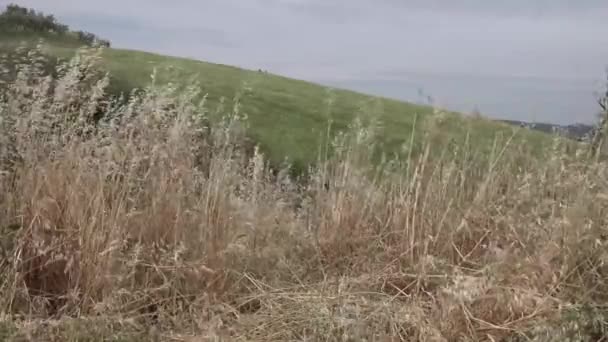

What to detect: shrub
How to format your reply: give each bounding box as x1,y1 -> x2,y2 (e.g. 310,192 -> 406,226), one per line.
76,30 -> 111,48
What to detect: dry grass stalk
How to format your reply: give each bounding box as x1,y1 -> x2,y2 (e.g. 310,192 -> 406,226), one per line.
0,45 -> 606,341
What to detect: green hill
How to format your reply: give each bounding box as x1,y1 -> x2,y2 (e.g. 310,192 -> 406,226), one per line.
0,6 -> 553,173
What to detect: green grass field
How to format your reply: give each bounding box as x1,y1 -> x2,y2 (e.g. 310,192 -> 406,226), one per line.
0,32 -> 552,173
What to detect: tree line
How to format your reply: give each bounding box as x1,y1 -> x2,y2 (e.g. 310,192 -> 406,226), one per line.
0,4 -> 111,48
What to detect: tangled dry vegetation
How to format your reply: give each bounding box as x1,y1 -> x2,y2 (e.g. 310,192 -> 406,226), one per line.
0,46 -> 607,341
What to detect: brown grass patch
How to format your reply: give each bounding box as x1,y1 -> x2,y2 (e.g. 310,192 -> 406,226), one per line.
0,45 -> 607,341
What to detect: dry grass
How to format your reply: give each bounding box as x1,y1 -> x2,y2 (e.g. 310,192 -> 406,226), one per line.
0,46 -> 607,341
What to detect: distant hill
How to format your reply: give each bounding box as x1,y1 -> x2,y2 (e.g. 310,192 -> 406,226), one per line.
498,120 -> 595,140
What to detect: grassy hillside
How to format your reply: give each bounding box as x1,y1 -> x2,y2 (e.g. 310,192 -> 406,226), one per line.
0,32 -> 554,174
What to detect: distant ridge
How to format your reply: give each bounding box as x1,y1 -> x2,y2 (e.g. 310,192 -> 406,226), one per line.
498,119 -> 595,140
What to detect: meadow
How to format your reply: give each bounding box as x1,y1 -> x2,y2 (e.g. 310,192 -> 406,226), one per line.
0,43 -> 606,342
0,32 -> 553,176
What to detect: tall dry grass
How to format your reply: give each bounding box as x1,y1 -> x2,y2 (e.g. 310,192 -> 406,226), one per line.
0,45 -> 607,341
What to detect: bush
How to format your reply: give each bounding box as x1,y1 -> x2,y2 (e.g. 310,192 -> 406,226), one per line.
76,30 -> 111,48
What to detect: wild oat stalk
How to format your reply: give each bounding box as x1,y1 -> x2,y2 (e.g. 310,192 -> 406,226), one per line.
0,45 -> 606,341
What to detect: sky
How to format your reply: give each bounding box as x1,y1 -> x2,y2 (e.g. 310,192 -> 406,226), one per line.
5,0 -> 608,124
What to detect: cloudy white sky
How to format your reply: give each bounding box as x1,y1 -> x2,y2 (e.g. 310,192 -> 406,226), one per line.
5,0 -> 608,124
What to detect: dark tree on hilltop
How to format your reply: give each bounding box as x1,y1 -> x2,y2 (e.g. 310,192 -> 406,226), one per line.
0,4 -> 68,34
0,4 -> 110,47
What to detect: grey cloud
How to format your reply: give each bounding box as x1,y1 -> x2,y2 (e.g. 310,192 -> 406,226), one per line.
70,14 -> 234,49
364,0 -> 607,18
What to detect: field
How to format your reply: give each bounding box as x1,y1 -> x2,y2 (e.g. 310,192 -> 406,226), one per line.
1,30 -> 607,341
0,32 -> 553,174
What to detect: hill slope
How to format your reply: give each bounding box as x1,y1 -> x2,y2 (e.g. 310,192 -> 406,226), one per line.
0,25 -> 553,172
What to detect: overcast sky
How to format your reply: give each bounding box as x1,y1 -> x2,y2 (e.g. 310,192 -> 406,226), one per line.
5,0 -> 608,124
